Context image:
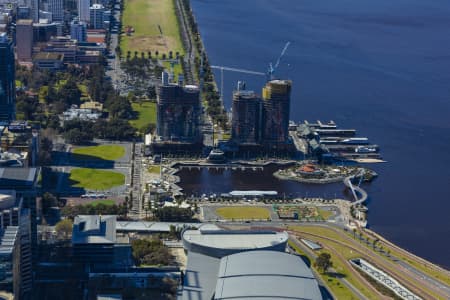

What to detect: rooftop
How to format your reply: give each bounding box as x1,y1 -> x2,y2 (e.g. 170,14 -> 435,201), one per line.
180,250 -> 322,300
34,52 -> 64,61
214,251 -> 322,300
0,168 -> 38,188
72,215 -> 116,244
17,19 -> 33,25
182,229 -> 288,252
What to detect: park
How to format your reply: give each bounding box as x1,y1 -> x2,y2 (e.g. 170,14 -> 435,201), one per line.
120,0 -> 184,55
69,168 -> 125,190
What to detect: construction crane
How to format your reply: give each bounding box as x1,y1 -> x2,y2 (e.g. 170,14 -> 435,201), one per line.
267,41 -> 291,80
209,41 -> 290,100
210,65 -> 265,101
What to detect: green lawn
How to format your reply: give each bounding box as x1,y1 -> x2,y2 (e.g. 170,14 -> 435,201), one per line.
130,101 -> 157,130
87,199 -> 115,206
288,240 -> 358,299
121,0 -> 184,55
72,145 -> 126,161
162,60 -> 184,79
148,165 -> 161,174
69,168 -> 125,190
215,206 -> 271,220
318,208 -> 334,220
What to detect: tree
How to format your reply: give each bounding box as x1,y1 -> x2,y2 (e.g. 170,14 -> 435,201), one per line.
42,192 -> 58,214
131,239 -> 173,266
314,252 -> 333,273
154,207 -> 193,222
58,78 -> 82,107
64,128 -> 93,144
55,219 -> 73,240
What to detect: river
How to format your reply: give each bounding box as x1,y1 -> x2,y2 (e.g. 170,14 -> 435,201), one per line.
184,0 -> 450,269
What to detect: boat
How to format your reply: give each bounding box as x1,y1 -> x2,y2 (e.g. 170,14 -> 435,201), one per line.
207,149 -> 226,163
355,146 -> 378,153
342,138 -> 369,145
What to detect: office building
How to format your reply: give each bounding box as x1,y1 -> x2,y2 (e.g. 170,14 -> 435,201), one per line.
0,168 -> 40,277
70,18 -> 87,42
78,0 -> 89,23
48,0 -> 63,22
44,36 -> 77,63
27,0 -> 39,22
89,4 -> 104,29
0,189 -> 34,299
231,87 -> 261,145
33,52 -> 64,70
0,226 -> 19,297
72,215 -> 123,264
38,10 -> 52,23
157,73 -> 201,143
0,33 -> 15,123
261,79 -> 292,145
33,22 -> 59,42
17,7 -> 31,20
16,19 -> 33,62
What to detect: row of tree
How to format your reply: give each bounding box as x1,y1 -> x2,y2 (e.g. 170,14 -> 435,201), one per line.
131,238 -> 174,266
61,203 -> 128,219
62,118 -> 136,144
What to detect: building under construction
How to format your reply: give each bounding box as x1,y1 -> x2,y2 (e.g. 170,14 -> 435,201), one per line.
156,73 -> 201,143
261,79 -> 292,145
231,88 -> 261,145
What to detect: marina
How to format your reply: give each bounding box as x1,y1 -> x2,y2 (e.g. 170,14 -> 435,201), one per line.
294,120 -> 382,161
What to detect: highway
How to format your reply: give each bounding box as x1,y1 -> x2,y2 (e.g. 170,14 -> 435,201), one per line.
288,234 -> 370,300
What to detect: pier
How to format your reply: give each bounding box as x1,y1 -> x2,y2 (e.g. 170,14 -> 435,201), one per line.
175,164 -> 264,171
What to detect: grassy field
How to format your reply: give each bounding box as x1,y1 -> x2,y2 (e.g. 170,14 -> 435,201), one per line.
162,60 -> 184,79
87,199 -> 115,206
289,225 -> 446,300
69,168 -> 125,190
121,0 -> 184,55
130,101 -> 157,130
215,206 -> 270,220
289,226 -> 379,299
72,145 -> 126,161
288,240 -> 358,299
318,208 -> 334,220
148,165 -> 161,174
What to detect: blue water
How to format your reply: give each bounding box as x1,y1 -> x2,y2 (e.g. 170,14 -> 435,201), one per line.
189,0 -> 450,268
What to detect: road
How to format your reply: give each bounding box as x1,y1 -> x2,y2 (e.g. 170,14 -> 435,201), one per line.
288,224 -> 449,299
129,143 -> 145,219
105,0 -> 127,92
289,234 -> 370,300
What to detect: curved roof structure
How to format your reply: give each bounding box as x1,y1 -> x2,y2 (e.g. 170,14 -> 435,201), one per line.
183,229 -> 288,254
214,251 -> 322,300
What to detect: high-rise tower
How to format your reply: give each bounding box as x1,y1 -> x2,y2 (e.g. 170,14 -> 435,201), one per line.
70,18 -> 87,42
48,0 -> 64,22
78,0 -> 90,23
16,20 -> 34,62
261,79 -> 291,145
157,73 -> 201,143
0,33 -> 16,122
231,88 -> 261,145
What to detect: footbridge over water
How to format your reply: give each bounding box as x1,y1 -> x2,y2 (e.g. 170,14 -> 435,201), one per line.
344,170 -> 368,206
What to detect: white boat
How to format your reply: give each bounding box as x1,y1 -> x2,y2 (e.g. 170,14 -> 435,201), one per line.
355,146 -> 378,153
342,138 -> 369,145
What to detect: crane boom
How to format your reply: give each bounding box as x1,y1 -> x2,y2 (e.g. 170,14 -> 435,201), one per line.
210,65 -> 266,101
211,65 -> 265,76
274,41 -> 291,69
268,41 -> 291,79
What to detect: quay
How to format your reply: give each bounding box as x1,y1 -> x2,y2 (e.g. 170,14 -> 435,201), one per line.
175,164 -> 264,171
